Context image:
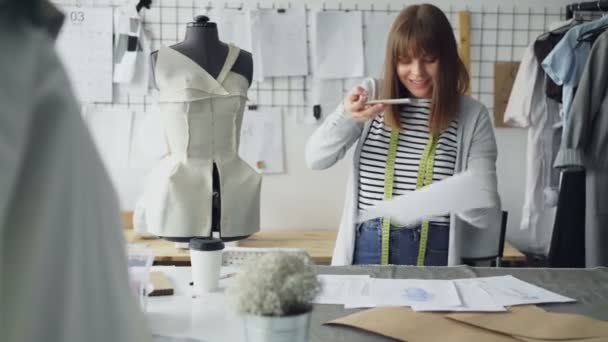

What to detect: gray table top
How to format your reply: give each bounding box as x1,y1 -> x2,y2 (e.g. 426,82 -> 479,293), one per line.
310,265 -> 608,342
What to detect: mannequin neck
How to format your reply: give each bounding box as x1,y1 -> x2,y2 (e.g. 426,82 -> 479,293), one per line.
183,26 -> 222,48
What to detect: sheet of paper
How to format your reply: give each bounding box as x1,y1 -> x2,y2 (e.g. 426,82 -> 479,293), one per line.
85,105 -> 134,170
344,278 -> 461,309
314,11 -> 364,79
412,279 -> 506,312
130,108 -> 167,169
238,107 -> 284,174
248,10 -> 266,82
473,275 -> 576,307
314,275 -> 370,305
358,169 -> 500,226
214,8 -> 252,51
56,6 -> 113,102
252,8 -> 308,78
309,78 -> 344,123
364,12 -> 398,78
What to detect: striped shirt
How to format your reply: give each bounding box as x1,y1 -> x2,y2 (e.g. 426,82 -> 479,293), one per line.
357,99 -> 458,226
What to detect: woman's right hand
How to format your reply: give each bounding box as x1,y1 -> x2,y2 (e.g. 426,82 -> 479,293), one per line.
344,86 -> 385,122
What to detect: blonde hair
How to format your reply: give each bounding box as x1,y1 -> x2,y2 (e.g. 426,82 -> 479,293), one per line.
381,4 -> 469,136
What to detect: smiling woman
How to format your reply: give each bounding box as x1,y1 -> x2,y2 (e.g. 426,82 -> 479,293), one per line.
306,4 -> 500,267
381,4 -> 469,135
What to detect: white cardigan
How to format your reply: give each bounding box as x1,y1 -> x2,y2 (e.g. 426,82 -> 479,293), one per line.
306,78 -> 502,265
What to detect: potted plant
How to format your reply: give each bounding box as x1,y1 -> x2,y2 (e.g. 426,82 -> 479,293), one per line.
226,252 -> 321,342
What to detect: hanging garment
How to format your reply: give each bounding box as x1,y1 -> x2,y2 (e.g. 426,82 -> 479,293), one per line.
533,18 -> 576,103
542,15 -> 608,133
0,9 -> 150,342
134,44 -> 261,239
548,170 -> 586,268
554,30 -> 608,267
502,22 -> 569,255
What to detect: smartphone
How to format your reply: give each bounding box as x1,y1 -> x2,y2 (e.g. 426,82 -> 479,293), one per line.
365,98 -> 413,105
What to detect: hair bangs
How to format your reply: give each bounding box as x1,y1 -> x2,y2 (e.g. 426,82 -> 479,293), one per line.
392,18 -> 439,60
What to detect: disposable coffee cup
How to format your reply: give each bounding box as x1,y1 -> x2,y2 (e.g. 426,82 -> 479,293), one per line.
189,238 -> 225,294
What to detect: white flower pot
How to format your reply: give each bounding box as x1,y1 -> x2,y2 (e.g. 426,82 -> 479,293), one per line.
243,311 -> 312,342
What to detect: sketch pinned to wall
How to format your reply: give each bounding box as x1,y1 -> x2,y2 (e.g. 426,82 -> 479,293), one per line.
130,108 -> 167,170
112,2 -> 153,95
364,11 -> 398,78
252,7 -> 308,78
214,8 -> 266,81
313,11 -> 364,79
84,105 -> 134,171
55,6 -> 114,102
302,78 -> 343,125
214,8 -> 252,51
239,107 -> 285,174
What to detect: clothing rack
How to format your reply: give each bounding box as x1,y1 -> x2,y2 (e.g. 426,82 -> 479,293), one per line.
566,0 -> 608,19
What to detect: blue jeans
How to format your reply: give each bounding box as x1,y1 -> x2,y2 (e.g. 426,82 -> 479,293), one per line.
353,218 -> 450,266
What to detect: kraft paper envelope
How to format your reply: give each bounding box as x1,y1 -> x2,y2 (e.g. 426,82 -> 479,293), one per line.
325,307 -> 522,342
519,338 -> 608,342
446,305 -> 608,340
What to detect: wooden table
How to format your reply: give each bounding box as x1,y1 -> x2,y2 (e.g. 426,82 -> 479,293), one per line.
124,229 -> 526,265
124,229 -> 191,264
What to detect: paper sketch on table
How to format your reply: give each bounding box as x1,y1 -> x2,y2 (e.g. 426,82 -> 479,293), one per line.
364,12 -> 398,78
314,275 -> 371,305
473,275 -> 576,306
344,278 -> 461,309
238,107 -> 284,174
55,6 -> 113,102
357,169 -> 500,226
251,8 -> 308,78
412,279 -> 507,312
404,287 -> 434,302
314,11 -> 364,79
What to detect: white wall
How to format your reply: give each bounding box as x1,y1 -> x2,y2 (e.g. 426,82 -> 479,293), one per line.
55,0 -> 574,254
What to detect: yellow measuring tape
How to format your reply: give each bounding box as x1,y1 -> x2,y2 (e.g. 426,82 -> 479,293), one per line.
380,130 -> 438,266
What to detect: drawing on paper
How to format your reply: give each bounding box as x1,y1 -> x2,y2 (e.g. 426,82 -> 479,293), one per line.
403,287 -> 434,302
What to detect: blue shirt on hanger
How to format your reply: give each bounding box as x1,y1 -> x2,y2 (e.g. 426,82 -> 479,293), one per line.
541,15 -> 608,133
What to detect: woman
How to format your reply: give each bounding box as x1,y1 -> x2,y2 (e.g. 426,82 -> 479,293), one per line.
306,4 -> 501,266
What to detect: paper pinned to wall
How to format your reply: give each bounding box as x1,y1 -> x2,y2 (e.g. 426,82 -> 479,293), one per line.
130,108 -> 167,170
364,12 -> 398,78
314,11 -> 364,79
85,105 -> 134,170
55,6 -> 113,102
214,8 -> 264,82
214,8 -> 252,51
358,169 -> 500,226
307,78 -> 344,124
252,8 -> 308,78
85,105 -> 137,209
239,107 -> 284,174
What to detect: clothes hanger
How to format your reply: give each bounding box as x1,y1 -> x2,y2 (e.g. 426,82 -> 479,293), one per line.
136,0 -> 152,13
577,2 -> 608,42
